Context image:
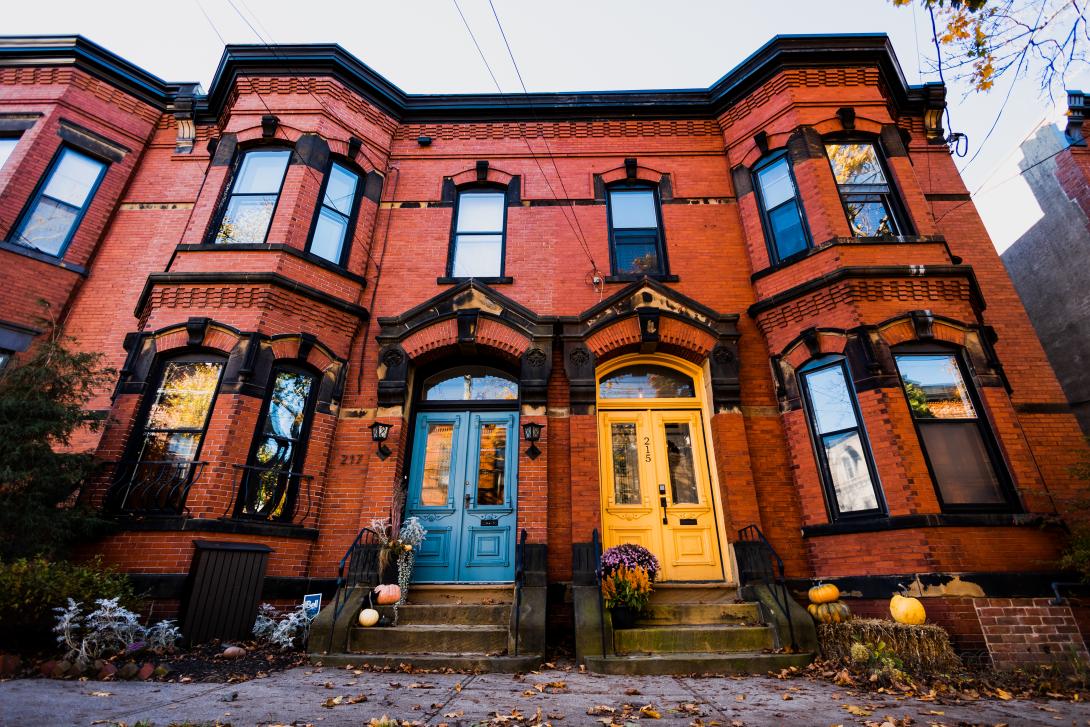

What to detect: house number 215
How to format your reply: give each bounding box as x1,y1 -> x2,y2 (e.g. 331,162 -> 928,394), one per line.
643,436 -> 651,462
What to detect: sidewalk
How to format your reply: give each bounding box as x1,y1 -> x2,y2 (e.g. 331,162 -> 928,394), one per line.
1,664 -> 1087,726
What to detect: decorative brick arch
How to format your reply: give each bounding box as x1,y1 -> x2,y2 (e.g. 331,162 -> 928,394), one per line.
876,310 -> 1007,389
375,280 -> 553,407
562,278 -> 740,412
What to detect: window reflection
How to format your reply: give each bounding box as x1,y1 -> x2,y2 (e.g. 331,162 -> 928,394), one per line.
476,422 -> 507,506
420,422 -> 455,506
611,422 -> 641,505
423,367 -> 518,401
664,422 -> 698,504
599,365 -> 695,399
139,361 -> 224,462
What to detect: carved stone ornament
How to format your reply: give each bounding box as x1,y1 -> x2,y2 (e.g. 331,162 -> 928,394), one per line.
525,347 -> 547,368
381,348 -> 405,368
569,347 -> 590,367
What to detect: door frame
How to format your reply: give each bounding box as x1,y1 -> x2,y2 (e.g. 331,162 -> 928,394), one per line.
403,361 -> 521,584
595,352 -> 734,584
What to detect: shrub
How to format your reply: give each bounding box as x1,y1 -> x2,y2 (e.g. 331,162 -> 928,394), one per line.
600,543 -> 660,581
601,565 -> 654,612
252,603 -> 314,650
54,597 -> 181,671
0,557 -> 137,649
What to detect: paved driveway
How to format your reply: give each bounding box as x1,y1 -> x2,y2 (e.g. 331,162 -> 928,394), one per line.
1,665 -> 1087,726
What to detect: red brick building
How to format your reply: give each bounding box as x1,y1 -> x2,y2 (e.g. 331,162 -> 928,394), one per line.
0,34 -> 1086,671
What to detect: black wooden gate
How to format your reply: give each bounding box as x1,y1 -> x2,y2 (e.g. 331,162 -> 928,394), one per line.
180,540 -> 271,644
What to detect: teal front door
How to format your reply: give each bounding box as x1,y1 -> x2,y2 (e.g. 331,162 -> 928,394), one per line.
406,410 -> 519,582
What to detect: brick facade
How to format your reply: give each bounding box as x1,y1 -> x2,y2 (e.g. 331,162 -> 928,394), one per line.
1,35 -> 1087,666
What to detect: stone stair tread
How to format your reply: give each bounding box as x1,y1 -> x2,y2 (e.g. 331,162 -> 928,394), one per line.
622,623 -> 767,632
316,652 -> 541,673
585,651 -> 813,675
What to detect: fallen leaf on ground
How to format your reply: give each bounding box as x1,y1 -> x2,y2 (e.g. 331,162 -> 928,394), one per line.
640,705 -> 662,718
587,705 -> 615,716
843,704 -> 873,716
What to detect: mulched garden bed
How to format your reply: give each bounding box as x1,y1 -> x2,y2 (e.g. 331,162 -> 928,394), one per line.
152,640 -> 307,683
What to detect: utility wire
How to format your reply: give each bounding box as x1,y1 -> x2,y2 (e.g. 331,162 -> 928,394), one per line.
451,0 -> 603,277
485,0 -> 599,273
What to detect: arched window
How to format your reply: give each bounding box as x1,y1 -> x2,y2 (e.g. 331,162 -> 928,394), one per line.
753,150 -> 810,264
422,366 -> 518,401
238,364 -> 319,521
213,148 -> 291,244
306,159 -> 361,265
449,187 -> 507,279
599,364 -> 695,399
824,140 -> 908,237
893,347 -> 1014,509
606,183 -> 668,276
798,356 -> 884,518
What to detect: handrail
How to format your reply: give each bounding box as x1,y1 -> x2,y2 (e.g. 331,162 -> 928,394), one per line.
736,524 -> 798,652
229,463 -> 314,525
325,526 -> 380,653
592,529 -> 607,658
512,528 -> 528,656
103,460 -> 206,517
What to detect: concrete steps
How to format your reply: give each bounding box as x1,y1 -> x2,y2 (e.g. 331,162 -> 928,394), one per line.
589,582 -> 814,674
349,623 -> 508,654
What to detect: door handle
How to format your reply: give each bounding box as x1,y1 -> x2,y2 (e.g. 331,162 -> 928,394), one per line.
465,492 -> 473,509
659,485 -> 668,525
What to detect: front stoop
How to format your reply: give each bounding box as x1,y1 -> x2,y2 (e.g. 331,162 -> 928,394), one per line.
310,584 -> 544,673
574,582 -> 816,675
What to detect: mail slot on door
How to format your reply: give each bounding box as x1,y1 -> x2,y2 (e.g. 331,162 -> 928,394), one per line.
480,518 -> 499,527
679,518 -> 698,525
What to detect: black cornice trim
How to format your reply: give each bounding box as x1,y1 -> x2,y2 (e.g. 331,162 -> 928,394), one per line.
0,35 -> 200,109
135,272 -> 369,320
0,34 -> 939,123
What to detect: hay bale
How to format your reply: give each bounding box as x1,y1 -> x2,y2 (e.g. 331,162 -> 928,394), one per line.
818,618 -> 961,672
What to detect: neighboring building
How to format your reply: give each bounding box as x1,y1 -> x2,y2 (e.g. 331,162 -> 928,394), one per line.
0,34 -> 1087,672
1002,92 -> 1090,436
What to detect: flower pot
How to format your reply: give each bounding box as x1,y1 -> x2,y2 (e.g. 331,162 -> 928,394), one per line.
610,606 -> 638,629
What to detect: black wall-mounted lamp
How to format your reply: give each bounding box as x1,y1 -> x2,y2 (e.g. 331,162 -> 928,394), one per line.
370,421 -> 392,460
522,421 -> 544,460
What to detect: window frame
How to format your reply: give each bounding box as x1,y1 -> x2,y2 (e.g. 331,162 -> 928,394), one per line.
446,183 -> 509,280
752,150 -> 812,265
236,361 -> 321,521
798,356 -> 886,521
208,145 -> 292,246
10,143 -> 109,259
823,137 -> 911,238
0,134 -> 21,171
892,343 -> 1019,513
125,352 -> 227,466
304,156 -> 364,267
605,182 -> 670,278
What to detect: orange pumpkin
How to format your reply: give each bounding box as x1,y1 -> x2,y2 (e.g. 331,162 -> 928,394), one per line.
808,583 -> 840,604
374,584 -> 401,605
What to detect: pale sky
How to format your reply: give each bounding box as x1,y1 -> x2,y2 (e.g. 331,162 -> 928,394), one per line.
7,0 -> 1085,253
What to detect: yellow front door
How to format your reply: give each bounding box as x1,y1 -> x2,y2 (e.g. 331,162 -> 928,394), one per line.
598,408 -> 723,581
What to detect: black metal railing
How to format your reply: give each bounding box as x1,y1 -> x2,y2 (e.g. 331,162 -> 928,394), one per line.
592,529 -> 607,658
325,527 -> 381,653
228,464 -> 313,525
512,529 -> 528,656
103,460 -> 206,517
735,524 -> 798,652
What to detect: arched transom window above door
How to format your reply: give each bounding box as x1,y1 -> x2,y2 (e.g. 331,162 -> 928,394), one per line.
598,364 -> 695,399
422,366 -> 518,401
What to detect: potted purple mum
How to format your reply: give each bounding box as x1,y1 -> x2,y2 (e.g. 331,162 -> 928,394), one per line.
599,544 -> 660,629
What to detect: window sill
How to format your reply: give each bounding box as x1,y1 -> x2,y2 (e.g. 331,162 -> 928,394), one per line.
801,511 -> 1051,538
436,276 -> 514,285
750,235 -> 949,282
112,515 -> 319,540
0,240 -> 87,275
603,273 -> 679,284
176,243 -> 366,286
